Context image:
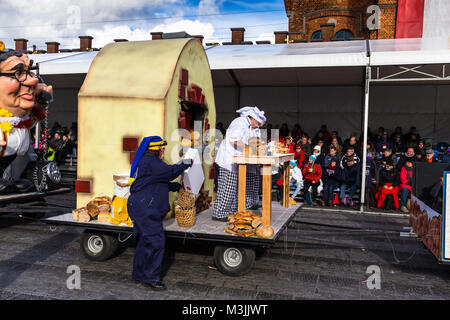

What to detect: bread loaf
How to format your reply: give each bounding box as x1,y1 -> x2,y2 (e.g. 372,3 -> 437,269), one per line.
97,212 -> 111,222
86,202 -> 100,218
256,225 -> 274,239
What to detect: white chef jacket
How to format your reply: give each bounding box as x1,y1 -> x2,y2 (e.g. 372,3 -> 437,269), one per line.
215,116 -> 260,172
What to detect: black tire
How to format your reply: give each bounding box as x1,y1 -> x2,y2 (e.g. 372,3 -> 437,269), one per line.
213,246 -> 255,276
81,230 -> 118,261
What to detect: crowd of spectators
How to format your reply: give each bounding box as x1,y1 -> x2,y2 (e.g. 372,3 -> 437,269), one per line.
31,121 -> 78,165
270,123 -> 449,212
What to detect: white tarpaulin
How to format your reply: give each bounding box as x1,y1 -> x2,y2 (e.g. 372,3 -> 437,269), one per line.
369,37 -> 450,66
206,40 -> 368,69
31,51 -> 98,75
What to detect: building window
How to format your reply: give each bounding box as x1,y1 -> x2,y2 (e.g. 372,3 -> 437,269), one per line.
311,30 -> 322,40
334,29 -> 354,40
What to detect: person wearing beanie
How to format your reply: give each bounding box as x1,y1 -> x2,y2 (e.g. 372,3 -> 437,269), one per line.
301,155 -> 322,205
127,136 -> 192,291
288,159 -> 303,204
424,149 -> 436,163
312,144 -> 325,168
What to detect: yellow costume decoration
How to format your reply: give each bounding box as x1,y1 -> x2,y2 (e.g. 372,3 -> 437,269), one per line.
109,196 -> 133,227
0,108 -> 14,134
108,174 -> 133,227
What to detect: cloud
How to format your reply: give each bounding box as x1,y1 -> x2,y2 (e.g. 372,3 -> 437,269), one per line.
198,0 -> 223,16
81,25 -> 151,48
255,32 -> 275,44
0,0 -> 185,48
0,0 -> 287,49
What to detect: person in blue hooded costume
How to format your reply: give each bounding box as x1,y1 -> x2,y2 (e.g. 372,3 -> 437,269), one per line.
127,136 -> 192,291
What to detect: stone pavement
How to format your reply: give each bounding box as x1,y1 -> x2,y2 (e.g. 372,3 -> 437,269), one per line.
0,192 -> 449,300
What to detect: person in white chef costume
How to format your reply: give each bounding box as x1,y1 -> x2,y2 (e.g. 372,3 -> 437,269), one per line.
213,106 -> 265,221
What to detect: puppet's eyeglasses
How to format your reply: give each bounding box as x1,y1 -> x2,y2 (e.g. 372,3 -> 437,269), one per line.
0,60 -> 38,83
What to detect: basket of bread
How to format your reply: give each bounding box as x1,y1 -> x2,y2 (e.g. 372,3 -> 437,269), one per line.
224,211 -> 274,239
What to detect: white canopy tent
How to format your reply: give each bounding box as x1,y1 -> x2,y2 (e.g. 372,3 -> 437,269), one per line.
29,38 -> 450,209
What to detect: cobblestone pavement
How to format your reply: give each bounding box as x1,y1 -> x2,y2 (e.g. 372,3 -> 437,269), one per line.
0,192 -> 449,300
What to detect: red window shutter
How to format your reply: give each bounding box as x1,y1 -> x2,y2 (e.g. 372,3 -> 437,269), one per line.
75,179 -> 92,193
123,137 -> 139,152
180,69 -> 189,85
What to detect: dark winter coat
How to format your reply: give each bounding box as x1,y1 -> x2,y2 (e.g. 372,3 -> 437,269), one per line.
340,163 -> 361,187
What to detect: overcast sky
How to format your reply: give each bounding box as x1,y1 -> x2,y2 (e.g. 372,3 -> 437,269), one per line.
0,0 -> 288,50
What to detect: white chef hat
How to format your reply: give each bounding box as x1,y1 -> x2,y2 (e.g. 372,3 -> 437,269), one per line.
236,106 -> 266,123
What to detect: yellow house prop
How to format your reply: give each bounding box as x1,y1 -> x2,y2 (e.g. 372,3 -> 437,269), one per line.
76,38 -> 216,215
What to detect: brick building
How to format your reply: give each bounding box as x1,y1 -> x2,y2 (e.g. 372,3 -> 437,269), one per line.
283,0 -> 399,42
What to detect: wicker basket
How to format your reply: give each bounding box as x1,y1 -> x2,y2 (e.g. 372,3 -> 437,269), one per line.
174,204 -> 196,227
177,188 -> 198,209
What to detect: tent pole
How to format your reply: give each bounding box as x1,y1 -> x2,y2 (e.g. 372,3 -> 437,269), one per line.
360,64 -> 371,213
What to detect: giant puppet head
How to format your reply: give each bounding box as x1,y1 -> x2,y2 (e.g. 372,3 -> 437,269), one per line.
0,50 -> 53,117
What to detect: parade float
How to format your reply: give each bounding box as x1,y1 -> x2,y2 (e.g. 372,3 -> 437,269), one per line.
43,38 -> 300,276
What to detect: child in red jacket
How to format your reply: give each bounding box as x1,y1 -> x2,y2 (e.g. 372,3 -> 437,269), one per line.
302,155 -> 322,205
294,144 -> 305,169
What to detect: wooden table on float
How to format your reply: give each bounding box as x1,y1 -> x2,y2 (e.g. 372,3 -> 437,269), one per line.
233,153 -> 294,227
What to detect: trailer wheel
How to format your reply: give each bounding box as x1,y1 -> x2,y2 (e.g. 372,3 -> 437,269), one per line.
81,230 -> 118,261
213,246 -> 255,276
